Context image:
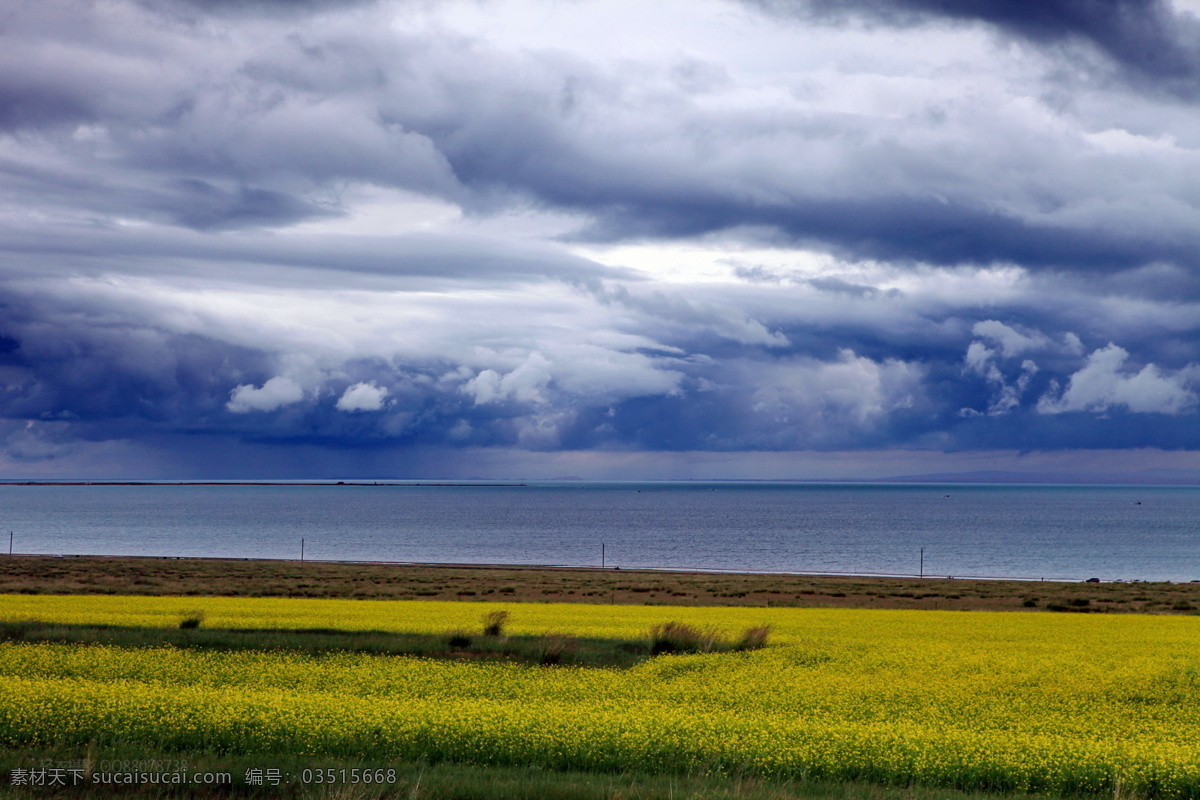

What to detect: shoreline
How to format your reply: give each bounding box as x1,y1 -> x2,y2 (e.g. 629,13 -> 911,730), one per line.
1,551 -> 1096,584
3,554 -> 1196,613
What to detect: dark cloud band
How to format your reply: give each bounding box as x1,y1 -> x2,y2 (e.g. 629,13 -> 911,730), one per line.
748,0 -> 1200,86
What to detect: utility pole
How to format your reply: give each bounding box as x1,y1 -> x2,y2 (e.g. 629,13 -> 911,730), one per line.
602,543 -> 605,568
920,548 -> 924,579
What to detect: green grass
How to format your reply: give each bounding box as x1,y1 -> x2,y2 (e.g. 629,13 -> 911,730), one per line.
0,620 -> 653,668
0,617 -> 771,666
0,747 -> 1078,800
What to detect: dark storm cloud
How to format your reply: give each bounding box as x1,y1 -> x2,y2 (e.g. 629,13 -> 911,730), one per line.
943,408 -> 1200,452
4,0 -> 1197,276
0,220 -> 632,290
749,0 -> 1200,87
574,195 -> 1198,274
167,180 -> 334,230
0,279 -> 418,445
6,259 -> 1196,471
3,0 -> 1200,476
0,158 -> 332,232
360,34 -> 1200,275
0,78 -> 94,130
0,316 -> 266,435
143,0 -> 380,15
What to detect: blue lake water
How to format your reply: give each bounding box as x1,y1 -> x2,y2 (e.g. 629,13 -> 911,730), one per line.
0,482 -> 1197,582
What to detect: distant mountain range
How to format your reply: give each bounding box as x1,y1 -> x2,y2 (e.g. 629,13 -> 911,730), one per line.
877,469 -> 1200,485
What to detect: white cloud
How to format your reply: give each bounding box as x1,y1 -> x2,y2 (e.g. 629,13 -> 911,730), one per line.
962,343 -> 1040,417
984,359 -> 1039,416
336,382 -> 389,412
971,320 -> 1048,358
226,376 -> 304,413
748,350 -> 925,432
464,352 -> 554,406
1037,344 -> 1196,415
962,322 -> 1058,416
964,341 -> 996,373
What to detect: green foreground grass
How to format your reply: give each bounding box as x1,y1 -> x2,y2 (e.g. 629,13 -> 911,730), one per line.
0,749 -> 1074,800
0,616 -> 770,667
0,620 -> 655,668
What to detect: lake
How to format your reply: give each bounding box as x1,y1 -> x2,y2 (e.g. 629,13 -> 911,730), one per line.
0,481 -> 1196,582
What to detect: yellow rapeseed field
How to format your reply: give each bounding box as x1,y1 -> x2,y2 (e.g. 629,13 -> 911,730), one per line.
0,595 -> 1198,796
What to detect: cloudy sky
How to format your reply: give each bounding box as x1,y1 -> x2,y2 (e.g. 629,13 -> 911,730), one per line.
3,0 -> 1200,480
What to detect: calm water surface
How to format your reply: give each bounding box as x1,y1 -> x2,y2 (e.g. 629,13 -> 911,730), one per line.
0,482 -> 1197,582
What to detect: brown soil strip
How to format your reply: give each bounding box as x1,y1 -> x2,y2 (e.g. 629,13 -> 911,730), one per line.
1,555 -> 1197,613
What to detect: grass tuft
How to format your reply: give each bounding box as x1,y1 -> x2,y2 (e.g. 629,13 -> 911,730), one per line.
538,633 -> 577,666
178,611 -> 204,630
482,610 -> 509,637
648,621 -> 724,655
735,625 -> 772,651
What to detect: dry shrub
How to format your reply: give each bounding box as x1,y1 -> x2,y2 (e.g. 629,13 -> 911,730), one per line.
179,612 -> 204,630
482,610 -> 509,637
735,625 -> 771,651
648,621 -> 724,655
538,633 -> 577,666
